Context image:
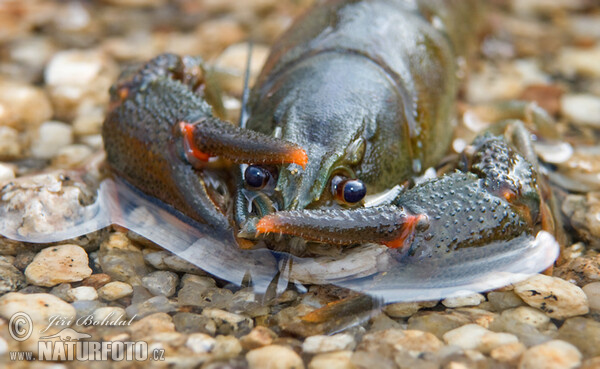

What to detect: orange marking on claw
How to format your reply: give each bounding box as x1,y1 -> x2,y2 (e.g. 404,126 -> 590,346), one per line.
256,216 -> 281,234
382,214 -> 421,250
180,122 -> 211,162
118,87 -> 129,100
287,148 -> 308,169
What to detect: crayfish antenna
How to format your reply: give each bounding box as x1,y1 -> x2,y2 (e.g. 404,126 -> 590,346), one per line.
256,205 -> 425,250
179,118 -> 307,168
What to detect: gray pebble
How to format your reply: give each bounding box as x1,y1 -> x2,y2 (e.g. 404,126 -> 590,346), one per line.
141,270 -> 178,297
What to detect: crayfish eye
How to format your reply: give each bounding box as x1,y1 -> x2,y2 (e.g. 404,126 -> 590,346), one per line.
331,175 -> 367,204
244,165 -> 270,189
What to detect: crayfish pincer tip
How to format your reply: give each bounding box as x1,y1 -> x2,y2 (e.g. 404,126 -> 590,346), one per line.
256,215 -> 279,234
287,148 -> 308,168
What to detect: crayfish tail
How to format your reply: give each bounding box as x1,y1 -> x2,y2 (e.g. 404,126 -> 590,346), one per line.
185,118 -> 307,167
256,205 -> 424,248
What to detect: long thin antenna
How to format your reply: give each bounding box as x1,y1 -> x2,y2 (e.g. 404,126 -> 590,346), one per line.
239,41 -> 253,129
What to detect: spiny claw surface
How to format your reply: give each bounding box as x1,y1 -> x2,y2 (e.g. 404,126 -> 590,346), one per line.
180,120 -> 307,167
256,205 -> 423,250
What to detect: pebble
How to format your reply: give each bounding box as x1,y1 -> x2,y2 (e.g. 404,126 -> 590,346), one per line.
581,357 -> 600,369
557,317 -> 600,358
0,80 -> 53,130
144,251 -> 207,274
0,259 -> 25,294
125,295 -> 177,319
51,144 -> 93,169
0,163 -> 16,180
25,244 -> 92,287
443,324 -> 518,353
561,94 -> 600,127
490,342 -> 527,364
383,300 -> 438,318
246,345 -> 305,369
50,283 -> 72,301
92,306 -> 128,324
359,328 -> 443,354
519,340 -> 582,369
98,232 -> 152,285
0,293 -> 76,323
442,293 -> 485,308
0,126 -> 21,159
558,46 -> 600,78
489,307 -> 556,347
141,270 -> 178,297
72,300 -> 105,319
186,333 -> 216,354
179,286 -> 233,309
514,274 -> 589,319
67,286 -> 98,301
173,312 -> 217,335
30,121 -> 73,159
97,281 -> 133,301
308,351 -> 354,369
213,42 -> 270,95
81,273 -> 111,289
407,309 -> 496,339
583,282 -> 600,310
0,337 -> 7,356
212,335 -> 243,360
240,326 -> 277,350
302,333 -> 356,354
202,308 -> 253,336
128,312 -> 175,341
487,291 -> 526,311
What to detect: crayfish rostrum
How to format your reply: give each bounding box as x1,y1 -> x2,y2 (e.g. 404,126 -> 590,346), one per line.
0,0 -> 561,302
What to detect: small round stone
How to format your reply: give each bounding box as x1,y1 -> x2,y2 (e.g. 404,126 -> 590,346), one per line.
302,333 -> 356,354
98,281 -> 133,301
30,121 -> 74,159
308,351 -> 354,369
141,270 -> 179,297
67,286 -> 98,301
442,293 -> 485,308
582,282 -> 600,311
186,333 -> 216,354
519,340 -> 582,369
0,293 -> 75,324
246,345 -> 305,369
25,245 -> 92,287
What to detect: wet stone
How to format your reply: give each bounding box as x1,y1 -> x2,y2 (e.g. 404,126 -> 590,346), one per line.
554,253 -> 600,286
72,300 -> 105,319
308,351 -> 354,369
128,312 -> 175,341
178,286 -> 233,309
0,126 -> 21,159
186,332 -> 216,354
81,273 -> 111,289
141,270 -> 178,297
489,307 -> 557,347
25,244 -> 92,287
0,293 -> 76,324
144,250 -> 208,274
173,312 -> 217,336
490,342 -> 526,365
246,345 -> 305,369
583,282 -> 600,310
67,286 -> 98,301
125,295 -> 177,319
514,274 -> 589,319
383,300 -> 438,318
229,288 -> 270,317
443,324 -> 518,354
442,293 -> 486,308
302,333 -> 356,354
519,340 -> 582,369
0,258 -> 25,294
30,120 -> 73,159
97,281 -> 133,301
240,326 -> 277,350
359,328 -> 444,355
557,317 -> 600,358
48,284 -> 71,301
212,335 -> 243,361
98,232 -> 152,285
487,291 -> 526,311
202,308 -> 253,336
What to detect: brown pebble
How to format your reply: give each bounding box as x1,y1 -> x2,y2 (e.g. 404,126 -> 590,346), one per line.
81,273 -> 112,289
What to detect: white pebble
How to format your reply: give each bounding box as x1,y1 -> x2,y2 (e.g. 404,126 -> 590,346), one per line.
0,163 -> 15,180
0,293 -> 76,324
302,333 -> 356,354
443,324 -> 518,354
31,121 -> 74,159
561,94 -> 600,127
308,351 -> 354,369
246,345 -> 305,369
582,282 -> 600,311
186,333 -> 216,354
25,245 -> 92,287
67,286 -> 98,301
442,293 -> 485,308
98,281 -> 133,301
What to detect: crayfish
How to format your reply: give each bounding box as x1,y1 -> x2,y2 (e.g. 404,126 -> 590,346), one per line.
0,0 -> 561,302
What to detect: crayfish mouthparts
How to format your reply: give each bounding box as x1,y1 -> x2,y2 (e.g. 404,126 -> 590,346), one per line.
179,119 -> 308,168
255,205 -> 427,250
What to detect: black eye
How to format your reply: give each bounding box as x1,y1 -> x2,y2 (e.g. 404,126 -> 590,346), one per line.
244,165 -> 270,189
342,179 -> 366,203
332,175 -> 366,204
